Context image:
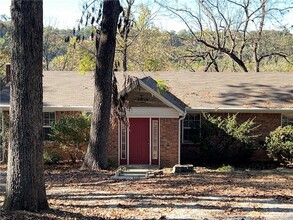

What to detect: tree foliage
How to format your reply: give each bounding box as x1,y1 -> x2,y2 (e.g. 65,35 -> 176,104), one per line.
199,113 -> 260,165
1,3 -> 289,73
51,113 -> 91,163
265,125 -> 293,165
157,0 -> 293,72
0,16 -> 11,78
43,26 -> 68,70
51,37 -> 95,72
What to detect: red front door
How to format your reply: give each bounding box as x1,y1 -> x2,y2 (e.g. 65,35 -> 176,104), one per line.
129,118 -> 149,164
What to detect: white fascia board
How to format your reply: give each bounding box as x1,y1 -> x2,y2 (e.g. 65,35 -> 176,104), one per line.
0,105 -> 9,111
126,107 -> 180,118
139,80 -> 185,116
186,107 -> 293,114
43,106 -> 93,111
0,105 -> 93,112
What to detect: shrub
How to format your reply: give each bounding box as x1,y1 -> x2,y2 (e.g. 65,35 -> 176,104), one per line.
43,151 -> 60,165
265,125 -> 293,165
199,113 -> 260,165
50,112 -> 91,163
216,165 -> 234,172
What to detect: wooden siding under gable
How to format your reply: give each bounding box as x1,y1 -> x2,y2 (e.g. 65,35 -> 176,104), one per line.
126,86 -> 168,108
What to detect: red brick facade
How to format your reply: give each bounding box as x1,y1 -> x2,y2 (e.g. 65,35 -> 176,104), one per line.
160,118 -> 179,167
50,112 -> 283,165
206,112 -> 281,141
55,111 -> 79,120
106,118 -> 179,167
107,122 -> 119,166
181,112 -> 282,164
236,113 -> 281,140
3,110 -> 282,166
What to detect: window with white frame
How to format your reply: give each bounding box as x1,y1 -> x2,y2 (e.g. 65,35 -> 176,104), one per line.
182,113 -> 201,144
121,123 -> 127,159
282,114 -> 293,126
43,112 -> 56,140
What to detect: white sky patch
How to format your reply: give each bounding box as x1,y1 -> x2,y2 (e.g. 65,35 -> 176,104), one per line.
154,17 -> 187,32
0,0 -> 292,32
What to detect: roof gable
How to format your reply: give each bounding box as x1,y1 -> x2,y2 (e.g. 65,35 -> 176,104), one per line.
119,75 -> 185,115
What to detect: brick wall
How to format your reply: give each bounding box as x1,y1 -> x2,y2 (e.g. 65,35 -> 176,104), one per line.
106,118 -> 179,168
107,122 -> 119,166
207,112 -> 281,142
160,118 -> 179,167
236,113 -> 281,141
55,111 -> 79,120
181,112 -> 282,164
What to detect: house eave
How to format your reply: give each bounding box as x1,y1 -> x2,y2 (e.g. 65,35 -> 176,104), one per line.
139,80 -> 185,116
186,107 -> 293,114
0,105 -> 93,112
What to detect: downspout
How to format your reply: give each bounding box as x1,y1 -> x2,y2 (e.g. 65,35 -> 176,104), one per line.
178,110 -> 187,165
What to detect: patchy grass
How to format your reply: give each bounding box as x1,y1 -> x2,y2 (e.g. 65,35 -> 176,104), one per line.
0,163 -> 292,219
216,165 -> 235,172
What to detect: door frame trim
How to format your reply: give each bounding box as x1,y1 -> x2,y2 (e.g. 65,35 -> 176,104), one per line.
118,117 -> 161,166
149,118 -> 152,165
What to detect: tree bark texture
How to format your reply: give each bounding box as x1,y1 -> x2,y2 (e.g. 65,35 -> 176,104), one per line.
3,0 -> 48,211
82,0 -> 122,170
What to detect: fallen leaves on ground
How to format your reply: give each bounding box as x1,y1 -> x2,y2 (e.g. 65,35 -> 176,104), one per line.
0,163 -> 292,219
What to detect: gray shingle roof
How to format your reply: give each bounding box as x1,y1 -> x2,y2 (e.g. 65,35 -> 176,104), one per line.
121,71 -> 293,109
0,71 -> 292,110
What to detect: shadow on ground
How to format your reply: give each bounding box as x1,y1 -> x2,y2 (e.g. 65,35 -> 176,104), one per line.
0,166 -> 292,219
0,208 -> 121,220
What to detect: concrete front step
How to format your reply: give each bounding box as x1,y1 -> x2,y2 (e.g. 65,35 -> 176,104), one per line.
112,165 -> 162,180
119,173 -> 146,177
123,165 -> 160,170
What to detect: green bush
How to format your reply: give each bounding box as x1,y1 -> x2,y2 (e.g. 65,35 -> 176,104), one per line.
199,113 -> 260,165
216,165 -> 234,172
265,125 -> 293,165
43,151 -> 60,165
50,112 -> 91,163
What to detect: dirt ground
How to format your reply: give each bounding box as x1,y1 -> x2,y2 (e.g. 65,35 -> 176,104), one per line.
0,163 -> 292,220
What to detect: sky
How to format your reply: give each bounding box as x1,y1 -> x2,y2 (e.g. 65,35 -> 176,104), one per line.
0,0 -> 91,28
0,0 -> 186,31
0,0 -> 292,31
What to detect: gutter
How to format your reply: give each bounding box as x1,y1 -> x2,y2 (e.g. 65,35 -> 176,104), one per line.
178,110 -> 187,165
186,107 -> 293,114
0,105 -> 93,112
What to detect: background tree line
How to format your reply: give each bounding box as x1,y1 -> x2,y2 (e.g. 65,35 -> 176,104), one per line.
1,3 -> 292,75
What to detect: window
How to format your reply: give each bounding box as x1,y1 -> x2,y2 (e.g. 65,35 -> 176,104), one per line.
182,113 -> 201,144
43,112 -> 56,140
152,120 -> 159,160
282,115 -> 293,126
121,123 -> 127,159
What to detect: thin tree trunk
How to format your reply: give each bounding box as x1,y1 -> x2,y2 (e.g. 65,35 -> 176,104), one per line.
122,46 -> 127,72
253,0 -> 266,73
121,2 -> 132,72
46,59 -> 49,71
82,0 -> 122,170
4,0 -> 48,211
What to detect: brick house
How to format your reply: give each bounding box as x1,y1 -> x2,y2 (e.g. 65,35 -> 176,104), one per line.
0,68 -> 292,166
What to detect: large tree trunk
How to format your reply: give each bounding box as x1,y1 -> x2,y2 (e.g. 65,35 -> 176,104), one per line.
82,0 -> 122,170
3,0 -> 48,211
